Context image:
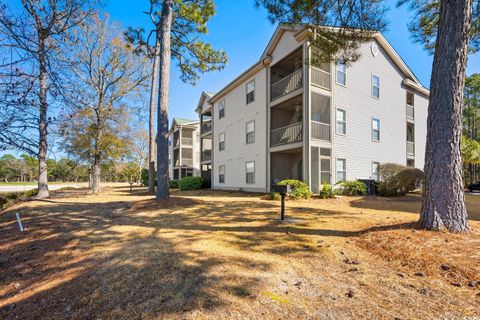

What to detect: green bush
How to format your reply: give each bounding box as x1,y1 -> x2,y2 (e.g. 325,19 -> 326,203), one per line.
318,183 -> 335,199
141,168 -> 150,186
278,179 -> 312,199
178,176 -> 204,191
0,189 -> 38,211
377,163 -> 424,196
265,192 -> 281,200
169,179 -> 180,189
335,180 -> 368,196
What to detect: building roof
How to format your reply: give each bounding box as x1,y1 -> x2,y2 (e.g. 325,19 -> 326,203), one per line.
174,118 -> 198,125
207,24 -> 429,105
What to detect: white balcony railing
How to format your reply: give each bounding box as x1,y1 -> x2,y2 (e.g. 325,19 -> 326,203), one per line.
311,121 -> 330,141
407,141 -> 415,156
407,104 -> 414,120
270,69 -> 303,101
182,137 -> 193,145
270,122 -> 303,147
311,66 -> 331,91
182,158 -> 193,166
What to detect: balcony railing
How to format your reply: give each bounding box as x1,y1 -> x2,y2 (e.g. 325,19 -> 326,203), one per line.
201,120 -> 212,135
407,141 -> 415,156
182,137 -> 193,145
270,122 -> 303,147
406,104 -> 414,120
182,158 -> 193,166
311,121 -> 330,141
271,69 -> 302,101
201,149 -> 211,162
311,66 -> 331,90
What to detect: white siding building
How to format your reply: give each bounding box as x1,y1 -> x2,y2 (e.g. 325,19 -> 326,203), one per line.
168,118 -> 201,180
195,24 -> 429,193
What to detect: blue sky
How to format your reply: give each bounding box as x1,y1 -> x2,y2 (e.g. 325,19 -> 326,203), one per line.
106,0 -> 479,122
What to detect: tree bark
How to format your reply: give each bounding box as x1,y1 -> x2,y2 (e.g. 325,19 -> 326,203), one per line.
420,0 -> 473,232
91,155 -> 101,193
156,0 -> 173,200
37,38 -> 49,199
148,30 -> 161,193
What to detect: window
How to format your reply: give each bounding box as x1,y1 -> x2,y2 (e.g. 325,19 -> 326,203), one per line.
219,165 -> 225,183
372,162 -> 380,181
336,61 -> 346,86
218,100 -> 225,118
246,80 -> 255,104
246,161 -> 255,184
336,158 -> 346,183
372,75 -> 380,98
246,120 -> 255,144
407,159 -> 415,168
336,108 -> 346,135
219,132 -> 225,151
406,91 -> 414,106
372,118 -> 381,142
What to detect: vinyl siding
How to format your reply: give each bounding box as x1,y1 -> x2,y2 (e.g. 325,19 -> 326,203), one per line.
212,69 -> 268,192
332,39 -> 427,181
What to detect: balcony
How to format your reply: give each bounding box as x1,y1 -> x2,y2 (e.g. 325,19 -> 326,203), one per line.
182,137 -> 193,145
271,122 -> 303,147
311,121 -> 330,141
201,149 -> 211,162
271,69 -> 302,101
407,141 -> 415,156
311,66 -> 331,91
201,120 -> 212,135
182,158 -> 193,166
407,104 -> 414,120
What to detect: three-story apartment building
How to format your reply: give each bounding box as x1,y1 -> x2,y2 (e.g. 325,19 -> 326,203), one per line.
168,118 -> 201,180
195,24 -> 429,193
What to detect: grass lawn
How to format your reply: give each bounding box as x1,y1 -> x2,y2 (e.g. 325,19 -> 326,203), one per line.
0,185 -> 479,319
0,182 -> 78,186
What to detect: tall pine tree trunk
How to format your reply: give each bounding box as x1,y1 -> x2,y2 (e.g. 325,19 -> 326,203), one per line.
420,0 -> 473,232
156,0 -> 173,200
37,39 -> 49,199
92,154 -> 101,193
148,30 -> 161,193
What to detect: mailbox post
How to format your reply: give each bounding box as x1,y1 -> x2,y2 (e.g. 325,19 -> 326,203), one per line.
272,184 -> 291,221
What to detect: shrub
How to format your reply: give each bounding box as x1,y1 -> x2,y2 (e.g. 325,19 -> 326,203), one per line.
169,179 -> 180,189
0,189 -> 38,211
141,168 -> 150,186
318,183 -> 335,199
335,180 -> 368,196
265,192 -> 281,201
278,179 -> 312,199
178,176 -> 204,191
377,163 -> 424,196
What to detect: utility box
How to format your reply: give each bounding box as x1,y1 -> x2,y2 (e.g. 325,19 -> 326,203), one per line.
357,179 -> 376,195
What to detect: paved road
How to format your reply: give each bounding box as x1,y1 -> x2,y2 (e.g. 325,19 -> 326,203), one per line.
0,183 -> 84,193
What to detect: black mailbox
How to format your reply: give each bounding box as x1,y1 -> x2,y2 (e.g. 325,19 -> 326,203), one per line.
272,184 -> 291,194
272,184 -> 291,221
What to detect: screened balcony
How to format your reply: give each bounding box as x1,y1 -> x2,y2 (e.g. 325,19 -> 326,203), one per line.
311,93 -> 331,142
407,122 -> 415,157
270,95 -> 303,147
270,47 -> 303,101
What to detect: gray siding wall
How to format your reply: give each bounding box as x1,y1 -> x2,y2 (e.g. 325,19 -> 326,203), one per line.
331,40 -> 428,182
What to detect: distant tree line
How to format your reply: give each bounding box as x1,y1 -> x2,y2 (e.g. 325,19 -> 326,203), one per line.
0,154 -> 147,184
463,73 -> 480,186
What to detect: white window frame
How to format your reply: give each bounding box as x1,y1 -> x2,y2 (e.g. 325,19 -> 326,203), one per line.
336,61 -> 347,86
336,108 -> 346,135
372,74 -> 380,99
372,161 -> 380,181
246,120 -> 255,144
336,158 -> 346,183
218,99 -> 225,119
406,91 -> 415,106
246,161 -> 255,184
246,80 -> 255,104
219,165 -> 225,184
372,118 -> 381,142
219,132 -> 225,151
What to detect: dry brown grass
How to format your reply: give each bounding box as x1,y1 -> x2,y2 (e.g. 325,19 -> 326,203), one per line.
0,184 -> 479,320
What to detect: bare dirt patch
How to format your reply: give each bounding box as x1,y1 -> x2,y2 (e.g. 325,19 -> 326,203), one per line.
1,185 -> 479,319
